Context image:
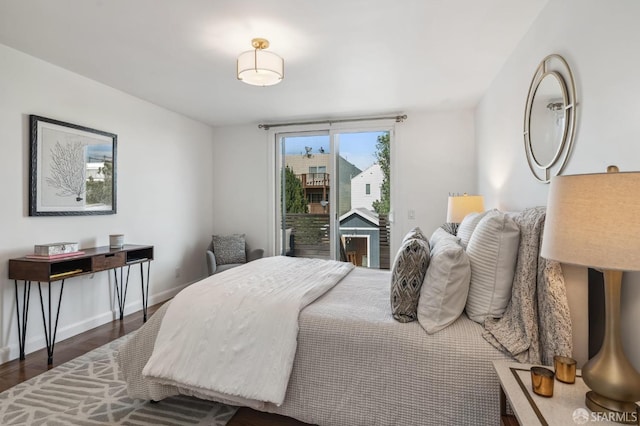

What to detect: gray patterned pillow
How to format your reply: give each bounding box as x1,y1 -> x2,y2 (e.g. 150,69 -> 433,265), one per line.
390,238 -> 430,322
212,234 -> 246,266
439,222 -> 458,236
401,226 -> 428,244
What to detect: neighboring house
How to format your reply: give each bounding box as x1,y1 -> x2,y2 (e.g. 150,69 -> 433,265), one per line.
86,162 -> 105,181
284,153 -> 361,215
339,207 -> 380,268
339,165 -> 387,268
350,164 -> 383,211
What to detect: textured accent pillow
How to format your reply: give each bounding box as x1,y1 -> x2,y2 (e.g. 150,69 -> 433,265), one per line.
439,222 -> 458,236
456,209 -> 493,248
465,211 -> 520,323
418,237 -> 471,334
429,227 -> 461,249
401,227 -> 428,244
390,238 -> 430,322
212,234 -> 246,266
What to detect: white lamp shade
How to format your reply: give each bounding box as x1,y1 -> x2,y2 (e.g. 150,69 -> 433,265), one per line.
237,49 -> 284,86
446,195 -> 484,223
541,171 -> 640,271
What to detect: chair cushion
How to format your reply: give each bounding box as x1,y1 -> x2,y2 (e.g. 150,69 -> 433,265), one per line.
212,234 -> 246,265
285,228 -> 292,253
216,263 -> 243,273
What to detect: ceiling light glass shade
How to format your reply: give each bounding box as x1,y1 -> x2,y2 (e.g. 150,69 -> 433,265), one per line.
237,49 -> 284,86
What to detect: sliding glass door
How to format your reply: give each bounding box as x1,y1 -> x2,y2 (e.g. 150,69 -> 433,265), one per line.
276,129 -> 391,269
335,131 -> 390,269
278,132 -> 332,259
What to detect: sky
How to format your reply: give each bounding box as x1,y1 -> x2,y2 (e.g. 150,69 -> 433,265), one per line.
86,143 -> 113,162
283,131 -> 386,171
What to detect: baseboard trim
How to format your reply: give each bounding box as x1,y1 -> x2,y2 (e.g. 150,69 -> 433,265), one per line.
0,281 -> 194,364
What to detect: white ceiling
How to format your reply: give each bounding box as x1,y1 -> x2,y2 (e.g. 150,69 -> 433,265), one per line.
0,0 -> 549,127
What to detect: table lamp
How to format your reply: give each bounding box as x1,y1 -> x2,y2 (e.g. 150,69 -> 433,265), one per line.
446,194 -> 484,234
541,166 -> 640,423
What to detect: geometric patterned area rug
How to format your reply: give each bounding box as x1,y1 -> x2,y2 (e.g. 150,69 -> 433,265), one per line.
0,336 -> 238,425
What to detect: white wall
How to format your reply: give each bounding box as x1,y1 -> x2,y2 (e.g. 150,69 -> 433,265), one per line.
393,109 -> 477,252
0,43 -> 214,362
476,0 -> 640,369
211,109 -> 478,258
210,124 -> 271,252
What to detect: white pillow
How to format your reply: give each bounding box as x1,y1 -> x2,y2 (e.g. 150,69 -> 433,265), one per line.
418,237 -> 471,334
429,227 -> 460,249
456,209 -> 494,248
465,211 -> 520,323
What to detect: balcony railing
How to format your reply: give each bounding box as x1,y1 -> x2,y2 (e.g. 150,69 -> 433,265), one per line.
297,173 -> 329,188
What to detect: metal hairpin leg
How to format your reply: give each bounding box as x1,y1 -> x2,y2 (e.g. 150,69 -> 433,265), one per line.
37,280 -> 65,365
14,280 -> 31,361
114,266 -> 130,321
140,261 -> 151,322
114,262 -> 150,322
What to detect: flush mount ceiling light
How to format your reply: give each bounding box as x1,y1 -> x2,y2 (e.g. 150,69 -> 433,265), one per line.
237,38 -> 284,86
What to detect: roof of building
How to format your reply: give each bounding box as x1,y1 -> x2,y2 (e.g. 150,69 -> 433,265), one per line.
351,163 -> 382,181
339,207 -> 379,227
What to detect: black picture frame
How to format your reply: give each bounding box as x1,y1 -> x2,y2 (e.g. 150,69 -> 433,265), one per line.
29,115 -> 117,216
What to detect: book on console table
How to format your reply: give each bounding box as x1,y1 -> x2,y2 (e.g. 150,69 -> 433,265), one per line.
25,251 -> 85,260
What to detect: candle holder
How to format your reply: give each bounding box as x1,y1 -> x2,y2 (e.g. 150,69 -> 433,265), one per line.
554,355 -> 577,384
531,366 -> 555,397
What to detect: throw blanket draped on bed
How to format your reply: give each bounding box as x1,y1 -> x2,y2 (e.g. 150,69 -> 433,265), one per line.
483,206 -> 573,365
142,256 -> 354,406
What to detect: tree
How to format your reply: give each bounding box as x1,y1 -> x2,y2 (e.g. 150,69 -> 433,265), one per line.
372,132 -> 390,214
46,141 -> 86,202
283,166 -> 308,213
86,160 -> 113,206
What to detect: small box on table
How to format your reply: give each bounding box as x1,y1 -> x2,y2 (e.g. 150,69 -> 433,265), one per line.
34,242 -> 79,256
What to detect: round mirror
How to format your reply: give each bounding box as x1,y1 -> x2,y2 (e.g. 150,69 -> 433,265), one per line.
529,72 -> 568,168
523,54 -> 577,183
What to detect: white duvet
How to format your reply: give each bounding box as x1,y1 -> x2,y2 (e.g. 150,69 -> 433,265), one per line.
142,256 -> 354,406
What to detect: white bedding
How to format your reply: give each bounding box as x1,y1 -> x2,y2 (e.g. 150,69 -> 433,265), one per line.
120,265 -> 512,425
141,256 -> 353,406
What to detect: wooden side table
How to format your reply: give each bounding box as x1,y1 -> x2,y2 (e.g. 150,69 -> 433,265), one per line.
493,360 -> 639,425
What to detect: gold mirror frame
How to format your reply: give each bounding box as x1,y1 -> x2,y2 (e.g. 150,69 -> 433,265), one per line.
523,54 -> 577,183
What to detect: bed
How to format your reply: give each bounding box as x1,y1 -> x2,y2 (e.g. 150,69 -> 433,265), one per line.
118,207 -> 572,426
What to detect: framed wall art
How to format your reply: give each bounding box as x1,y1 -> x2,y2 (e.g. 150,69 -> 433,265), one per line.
29,115 -> 117,216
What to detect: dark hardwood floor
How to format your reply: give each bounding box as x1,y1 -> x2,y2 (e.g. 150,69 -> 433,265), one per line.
0,303 -> 312,426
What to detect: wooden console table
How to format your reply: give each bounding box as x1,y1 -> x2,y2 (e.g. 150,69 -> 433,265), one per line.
8,244 -> 153,364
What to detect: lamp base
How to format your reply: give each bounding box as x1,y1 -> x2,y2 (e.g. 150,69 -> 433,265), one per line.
585,391 -> 639,424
